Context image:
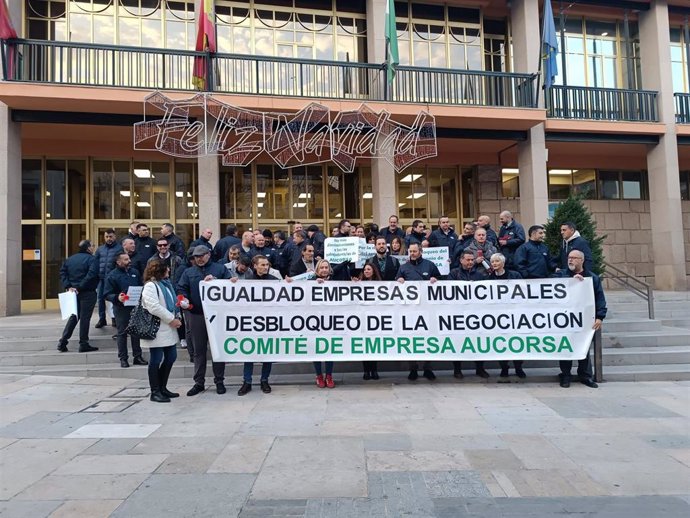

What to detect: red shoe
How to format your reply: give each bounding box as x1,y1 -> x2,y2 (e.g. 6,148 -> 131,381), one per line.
325,375 -> 335,389
316,374 -> 325,388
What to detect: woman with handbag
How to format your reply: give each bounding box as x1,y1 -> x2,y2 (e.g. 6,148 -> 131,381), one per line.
141,259 -> 183,402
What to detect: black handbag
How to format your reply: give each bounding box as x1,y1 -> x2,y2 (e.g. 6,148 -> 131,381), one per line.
126,283 -> 161,340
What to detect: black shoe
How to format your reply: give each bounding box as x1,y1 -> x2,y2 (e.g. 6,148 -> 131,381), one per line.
500,368 -> 509,378
237,382 -> 252,396
363,372 -> 371,380
189,356 -> 194,363
120,359 -> 130,368
408,370 -> 418,381
476,369 -> 490,379
453,369 -> 464,379
111,319 -> 117,327
581,378 -> 598,388
371,371 -> 380,380
186,384 -> 205,396
133,356 -> 148,366
57,344 -> 68,353
94,320 -> 107,329
559,374 -> 571,388
79,345 -> 98,352
161,388 -> 179,398
423,369 -> 436,381
216,383 -> 227,395
150,390 -> 170,403
515,368 -> 527,379
260,380 -> 272,394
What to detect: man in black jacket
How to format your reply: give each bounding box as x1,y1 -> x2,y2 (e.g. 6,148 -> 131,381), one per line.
94,229 -> 123,328
514,225 -> 557,279
498,211 -> 525,266
213,224 -> 241,262
177,246 -> 232,396
289,244 -> 316,277
476,215 -> 499,247
447,251 -> 488,379
160,223 -> 186,259
57,240 -> 100,353
190,228 -> 215,255
269,231 -> 290,277
380,215 -> 405,244
367,237 -> 400,280
557,250 -> 607,389
428,216 -> 458,250
306,224 -> 326,260
559,221 -> 594,272
103,253 -> 147,368
134,223 -> 157,263
405,220 -> 427,248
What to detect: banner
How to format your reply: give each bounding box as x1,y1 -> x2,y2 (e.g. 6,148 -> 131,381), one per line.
420,247 -> 450,275
201,278 -> 596,362
324,237 -> 360,264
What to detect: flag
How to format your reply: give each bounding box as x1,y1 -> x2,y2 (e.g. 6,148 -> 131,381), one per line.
385,0 -> 399,85
542,0 -> 558,89
0,0 -> 18,80
192,0 -> 217,91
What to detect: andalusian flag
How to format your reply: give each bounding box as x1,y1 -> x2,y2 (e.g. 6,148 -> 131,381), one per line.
0,0 -> 18,80
385,0 -> 399,85
192,0 -> 217,90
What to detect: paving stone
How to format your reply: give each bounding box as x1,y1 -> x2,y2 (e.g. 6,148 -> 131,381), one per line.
367,471 -> 435,517
409,434 -> 507,452
304,498 -> 387,518
465,449 -> 524,471
366,450 -> 471,471
48,499 -> 123,518
54,453 -> 168,475
642,434 -> 690,449
0,500 -> 62,518
583,462 -> 690,496
363,433 -> 412,451
240,498 -> 307,518
0,411 -> 98,438
15,474 -> 149,501
82,438 -> 143,455
111,474 -> 255,518
422,471 -> 492,498
499,435 -> 579,470
0,437 -> 17,450
538,396 -> 682,419
207,435 -> 274,473
155,452 -> 218,474
131,435 -> 231,455
65,423 -> 161,438
0,438 -> 97,500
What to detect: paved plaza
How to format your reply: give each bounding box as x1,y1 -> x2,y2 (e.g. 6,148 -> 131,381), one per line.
0,372 -> 688,517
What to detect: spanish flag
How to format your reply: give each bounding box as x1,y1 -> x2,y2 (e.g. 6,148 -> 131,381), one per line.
192,0 -> 216,90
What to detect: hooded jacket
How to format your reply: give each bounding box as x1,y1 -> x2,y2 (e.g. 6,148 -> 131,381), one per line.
560,231 -> 594,272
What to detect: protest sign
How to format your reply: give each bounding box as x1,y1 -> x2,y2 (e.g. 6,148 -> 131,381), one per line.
201,278 -> 596,362
124,286 -> 143,307
391,254 -> 409,266
421,247 -> 450,275
324,237 -> 360,264
58,291 -> 78,320
355,240 -> 376,268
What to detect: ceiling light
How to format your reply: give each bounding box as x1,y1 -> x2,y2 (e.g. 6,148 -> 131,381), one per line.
257,192 -> 267,198
293,202 -> 307,208
601,31 -> 608,36
406,193 -> 426,199
502,168 -> 519,174
400,174 -> 422,183
362,192 -> 373,199
136,201 -> 151,207
398,203 -> 406,207
175,191 -> 184,197
120,191 -> 131,197
134,168 -> 152,178
46,191 -> 51,197
187,202 -> 198,207
335,213 -> 342,218
298,193 -> 312,199
257,213 -> 262,218
549,169 -> 573,175
257,202 -> 264,207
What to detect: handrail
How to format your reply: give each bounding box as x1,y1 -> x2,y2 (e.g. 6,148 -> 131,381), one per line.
675,92 -> 690,123
601,260 -> 655,319
547,84 -> 658,122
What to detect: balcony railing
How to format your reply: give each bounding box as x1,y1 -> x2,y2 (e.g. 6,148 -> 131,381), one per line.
1,38 -> 537,109
675,93 -> 690,123
547,85 -> 658,122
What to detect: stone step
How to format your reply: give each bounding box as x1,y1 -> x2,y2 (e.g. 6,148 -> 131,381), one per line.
660,319 -> 690,330
603,328 -> 690,348
602,346 -> 690,366
602,319 -> 663,333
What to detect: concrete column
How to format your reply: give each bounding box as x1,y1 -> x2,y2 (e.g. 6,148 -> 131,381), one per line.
511,0 -> 549,226
0,102 -> 22,315
640,0 -> 687,290
366,0 -> 398,223
197,155 -> 220,241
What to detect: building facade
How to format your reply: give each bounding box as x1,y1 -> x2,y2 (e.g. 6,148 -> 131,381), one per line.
1,0 -> 689,314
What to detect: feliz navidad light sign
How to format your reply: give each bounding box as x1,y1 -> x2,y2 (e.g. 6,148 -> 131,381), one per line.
133,91 -> 437,173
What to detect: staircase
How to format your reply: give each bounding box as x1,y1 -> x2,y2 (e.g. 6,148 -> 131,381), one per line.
1,290 -> 689,382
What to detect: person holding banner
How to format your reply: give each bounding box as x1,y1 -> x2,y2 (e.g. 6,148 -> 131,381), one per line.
140,260 -> 182,403
177,246 -> 232,396
396,243 -> 440,381
447,251 -> 490,379
556,250 -> 607,389
358,264 -> 381,380
103,253 -> 147,368
235,255 -> 279,396
367,237 -> 400,281
57,240 -> 100,353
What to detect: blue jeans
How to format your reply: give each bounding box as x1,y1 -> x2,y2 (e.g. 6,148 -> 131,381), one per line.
313,361 -> 333,376
243,362 -> 272,383
149,345 -> 177,375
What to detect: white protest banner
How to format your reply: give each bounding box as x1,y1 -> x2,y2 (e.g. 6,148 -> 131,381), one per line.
58,291 -> 78,320
391,254 -> 409,266
324,237 -> 359,264
201,278 -> 596,362
422,247 -> 450,275
355,240 -> 376,268
291,272 -> 316,281
124,286 -> 143,307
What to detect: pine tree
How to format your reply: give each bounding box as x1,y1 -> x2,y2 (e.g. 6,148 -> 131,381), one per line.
544,195 -> 606,275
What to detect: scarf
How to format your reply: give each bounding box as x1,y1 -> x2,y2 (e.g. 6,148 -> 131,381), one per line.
158,279 -> 176,313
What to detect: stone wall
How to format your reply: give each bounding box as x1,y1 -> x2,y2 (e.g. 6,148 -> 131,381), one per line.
475,165 -> 521,226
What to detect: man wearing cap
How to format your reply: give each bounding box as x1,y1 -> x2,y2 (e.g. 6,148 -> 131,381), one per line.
306,224 -> 326,260
177,245 -> 232,396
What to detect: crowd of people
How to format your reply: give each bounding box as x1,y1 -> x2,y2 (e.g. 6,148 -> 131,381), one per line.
57,212 -> 606,403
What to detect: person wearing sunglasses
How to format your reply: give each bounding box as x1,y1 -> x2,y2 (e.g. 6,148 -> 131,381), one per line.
147,240 -> 183,281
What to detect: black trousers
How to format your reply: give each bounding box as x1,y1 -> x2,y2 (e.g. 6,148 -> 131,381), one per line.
499,360 -> 524,370
113,304 -> 142,361
187,312 -> 225,386
409,361 -> 432,371
59,290 -> 97,348
453,361 -> 487,372
559,349 -> 593,380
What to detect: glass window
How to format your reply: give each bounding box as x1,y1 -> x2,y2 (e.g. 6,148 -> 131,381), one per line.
21,224 -> 42,300
92,160 -> 112,219
361,167 -> 373,220
428,168 -> 458,219
621,171 -> 643,199
680,171 -> 690,201
598,171 -> 621,199
501,168 -> 520,198
327,167 -> 345,220
45,160 -> 66,220
67,160 -> 87,219
572,169 -> 596,198
114,161 -> 131,219
45,224 -> 65,299
174,161 -> 197,220
22,159 -> 42,220
548,169 -> 573,200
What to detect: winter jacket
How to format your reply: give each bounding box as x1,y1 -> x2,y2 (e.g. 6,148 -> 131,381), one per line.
367,254 -> 400,281
498,220 -> 526,263
395,257 -> 441,281
94,242 -> 123,280
514,240 -> 558,279
103,266 -> 142,307
269,242 -> 291,277
464,240 -> 499,274
428,229 -> 458,250
147,253 -> 183,283
556,269 -> 607,320
448,266 -> 485,281
134,236 -> 157,262
560,231 -> 594,272
60,252 -> 100,292
481,225 -> 499,247
405,230 -> 427,248
140,280 -> 179,349
162,233 -> 186,259
379,227 -> 405,244
309,231 -> 327,259
189,236 -> 214,254
487,269 -> 522,280
177,261 -> 231,315
213,235 -> 241,262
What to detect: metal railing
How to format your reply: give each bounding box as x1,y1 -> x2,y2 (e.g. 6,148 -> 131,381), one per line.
675,92 -> 690,123
602,260 -> 655,320
547,84 -> 658,122
1,38 -> 538,108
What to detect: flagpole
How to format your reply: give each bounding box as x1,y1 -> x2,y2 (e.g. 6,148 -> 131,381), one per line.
384,38 -> 390,101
